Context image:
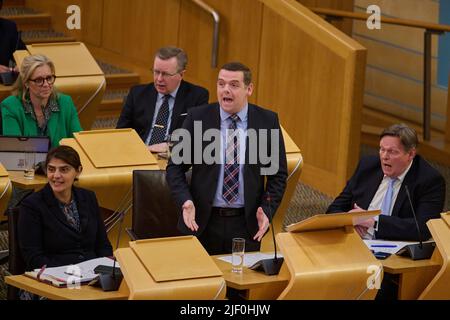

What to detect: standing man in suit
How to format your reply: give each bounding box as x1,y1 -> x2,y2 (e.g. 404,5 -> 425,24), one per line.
327,124 -> 445,241
116,46 -> 209,153
0,0 -> 26,73
166,62 -> 288,255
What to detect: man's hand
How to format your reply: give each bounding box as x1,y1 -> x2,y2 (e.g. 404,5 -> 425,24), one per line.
253,207 -> 270,242
182,200 -> 198,232
0,65 -> 11,73
148,142 -> 168,153
348,203 -> 375,238
348,203 -> 365,213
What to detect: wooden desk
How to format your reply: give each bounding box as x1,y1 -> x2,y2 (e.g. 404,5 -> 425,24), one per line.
214,254 -> 289,300
214,253 -> 440,300
0,83 -> 12,102
8,171 -> 47,190
384,250 -> 441,300
5,275 -> 128,300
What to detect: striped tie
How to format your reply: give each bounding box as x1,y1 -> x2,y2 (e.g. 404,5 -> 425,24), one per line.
149,94 -> 171,145
222,114 -> 240,204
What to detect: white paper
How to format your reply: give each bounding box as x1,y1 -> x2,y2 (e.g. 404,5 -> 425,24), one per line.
34,257 -> 119,283
218,252 -> 283,268
364,240 -> 418,254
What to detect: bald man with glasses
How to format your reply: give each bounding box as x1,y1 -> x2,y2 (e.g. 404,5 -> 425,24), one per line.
116,46 -> 209,153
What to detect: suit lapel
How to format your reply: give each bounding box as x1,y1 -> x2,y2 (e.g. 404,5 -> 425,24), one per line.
143,86 -> 158,140
169,81 -> 187,133
391,158 -> 417,217
73,187 -> 89,232
363,169 -> 384,210
42,184 -> 76,231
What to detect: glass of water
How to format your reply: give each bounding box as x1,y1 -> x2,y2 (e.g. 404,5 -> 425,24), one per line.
24,152 -> 36,179
232,238 -> 245,273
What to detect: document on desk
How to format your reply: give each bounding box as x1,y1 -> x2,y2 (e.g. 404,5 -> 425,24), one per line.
25,257 -> 119,287
218,252 -> 284,268
364,240 -> 417,254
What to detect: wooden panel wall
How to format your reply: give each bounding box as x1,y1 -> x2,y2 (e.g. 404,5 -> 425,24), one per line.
353,0 -> 447,131
24,0 -> 364,196
259,0 -> 366,195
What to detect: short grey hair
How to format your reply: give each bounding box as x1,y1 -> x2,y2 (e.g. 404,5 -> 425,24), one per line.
155,46 -> 187,72
380,123 -> 418,151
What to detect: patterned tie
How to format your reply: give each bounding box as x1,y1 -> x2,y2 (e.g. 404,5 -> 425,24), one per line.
222,114 -> 240,204
149,94 -> 171,145
381,177 -> 396,216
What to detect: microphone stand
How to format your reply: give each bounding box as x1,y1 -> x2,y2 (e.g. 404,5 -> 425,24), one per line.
397,186 -> 435,260
96,202 -> 130,291
249,192 -> 284,275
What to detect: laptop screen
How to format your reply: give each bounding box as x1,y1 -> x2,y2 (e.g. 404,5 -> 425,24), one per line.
0,136 -> 50,170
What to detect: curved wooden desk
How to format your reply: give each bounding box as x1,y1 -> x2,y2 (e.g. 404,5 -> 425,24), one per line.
261,128 -> 303,252
419,213 -> 450,299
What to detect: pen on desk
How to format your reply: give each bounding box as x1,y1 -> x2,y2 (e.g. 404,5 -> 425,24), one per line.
37,264 -> 47,280
370,244 -> 397,248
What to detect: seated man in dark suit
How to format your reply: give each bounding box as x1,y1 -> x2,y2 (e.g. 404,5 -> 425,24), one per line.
327,123 -> 445,242
116,46 -> 209,153
0,0 -> 26,73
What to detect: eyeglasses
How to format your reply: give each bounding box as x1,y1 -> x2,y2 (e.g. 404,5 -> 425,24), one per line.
29,75 -> 56,86
151,69 -> 180,79
379,147 -> 403,157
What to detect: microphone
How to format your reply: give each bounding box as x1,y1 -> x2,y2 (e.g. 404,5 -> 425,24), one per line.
396,185 -> 435,260
249,191 -> 284,275
94,202 -> 130,291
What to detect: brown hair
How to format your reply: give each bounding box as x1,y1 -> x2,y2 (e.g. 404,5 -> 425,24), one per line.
220,62 -> 252,86
380,123 -> 418,152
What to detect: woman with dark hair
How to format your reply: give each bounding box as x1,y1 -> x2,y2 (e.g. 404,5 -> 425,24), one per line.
18,145 -> 112,270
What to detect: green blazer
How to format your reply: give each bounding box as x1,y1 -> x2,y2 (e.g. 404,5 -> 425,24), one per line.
1,93 -> 82,147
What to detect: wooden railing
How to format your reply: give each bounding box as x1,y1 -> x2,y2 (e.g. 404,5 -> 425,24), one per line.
309,7 -> 450,142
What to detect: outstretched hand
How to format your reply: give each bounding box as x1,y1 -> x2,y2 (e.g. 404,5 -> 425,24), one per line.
253,207 -> 270,242
182,200 -> 198,232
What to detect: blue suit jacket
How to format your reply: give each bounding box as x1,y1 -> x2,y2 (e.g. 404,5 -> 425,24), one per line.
327,155 -> 445,241
18,184 -> 113,270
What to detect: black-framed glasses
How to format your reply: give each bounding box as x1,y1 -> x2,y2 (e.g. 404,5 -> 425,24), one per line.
151,69 -> 181,78
29,75 -> 56,86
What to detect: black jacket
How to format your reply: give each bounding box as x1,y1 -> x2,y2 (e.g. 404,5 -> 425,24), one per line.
18,184 -> 113,270
0,18 -> 26,66
327,155 -> 445,241
116,80 -> 209,141
166,103 -> 288,237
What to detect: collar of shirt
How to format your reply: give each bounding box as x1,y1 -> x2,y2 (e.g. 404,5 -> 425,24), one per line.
157,83 -> 180,102
383,158 -> 414,183
23,94 -> 59,116
219,103 -> 248,123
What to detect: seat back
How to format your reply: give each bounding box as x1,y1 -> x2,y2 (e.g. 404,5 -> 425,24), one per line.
7,206 -> 25,300
131,170 -> 190,240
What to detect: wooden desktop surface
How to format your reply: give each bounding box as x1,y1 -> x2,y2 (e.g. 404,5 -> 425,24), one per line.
214,252 -> 440,300
8,171 -> 47,190
5,275 -> 128,300
5,251 -> 439,300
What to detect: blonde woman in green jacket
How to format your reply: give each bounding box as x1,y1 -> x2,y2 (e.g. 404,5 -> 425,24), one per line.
1,54 -> 82,147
